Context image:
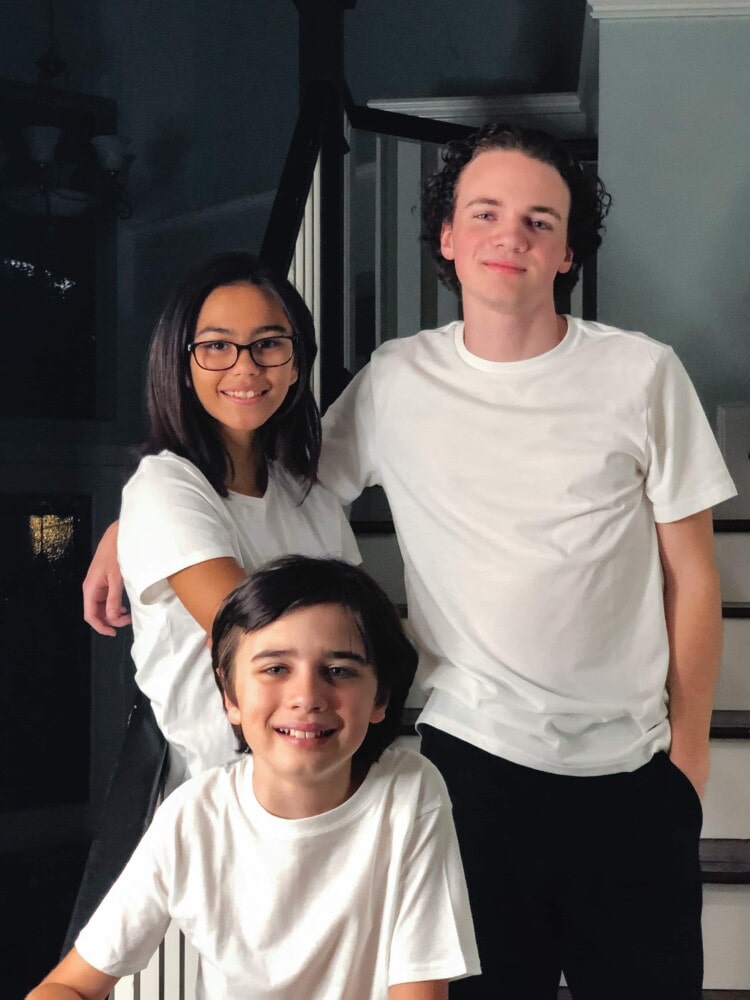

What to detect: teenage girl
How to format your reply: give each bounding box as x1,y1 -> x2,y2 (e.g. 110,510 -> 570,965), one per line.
112,252 -> 358,782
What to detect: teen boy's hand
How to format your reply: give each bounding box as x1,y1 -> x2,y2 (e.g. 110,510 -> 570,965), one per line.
82,521 -> 131,636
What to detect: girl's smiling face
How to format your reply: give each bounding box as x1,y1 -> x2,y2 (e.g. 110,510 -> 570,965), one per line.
189,282 -> 298,451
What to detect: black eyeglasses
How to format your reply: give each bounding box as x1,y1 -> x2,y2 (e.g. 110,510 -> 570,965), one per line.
187,335 -> 296,371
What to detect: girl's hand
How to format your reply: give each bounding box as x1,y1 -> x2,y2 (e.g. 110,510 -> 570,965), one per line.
82,521 -> 131,636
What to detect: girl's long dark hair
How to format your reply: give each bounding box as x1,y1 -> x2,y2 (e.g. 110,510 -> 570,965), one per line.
142,252 -> 321,497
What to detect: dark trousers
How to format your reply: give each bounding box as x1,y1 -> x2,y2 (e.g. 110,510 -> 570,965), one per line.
420,726 -> 704,1000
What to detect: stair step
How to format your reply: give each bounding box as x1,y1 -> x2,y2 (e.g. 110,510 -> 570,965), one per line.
716,619 -> 750,710
712,712 -> 750,739
715,533 -> 750,603
703,743 -> 750,839
560,991 -> 750,998
724,603 -> 750,619
701,840 -> 750,885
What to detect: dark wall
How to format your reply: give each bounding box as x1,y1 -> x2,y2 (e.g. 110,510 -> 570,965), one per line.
1,0 -> 585,223
346,0 -> 586,102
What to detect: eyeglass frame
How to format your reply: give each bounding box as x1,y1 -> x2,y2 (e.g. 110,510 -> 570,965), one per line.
186,334 -> 297,371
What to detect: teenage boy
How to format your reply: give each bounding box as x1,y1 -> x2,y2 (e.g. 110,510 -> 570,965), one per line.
32,557 -> 480,1000
319,125 -> 736,998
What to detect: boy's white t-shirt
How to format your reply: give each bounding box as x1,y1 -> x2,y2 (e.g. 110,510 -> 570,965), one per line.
320,318 -> 737,775
75,748 -> 480,998
119,451 -> 360,778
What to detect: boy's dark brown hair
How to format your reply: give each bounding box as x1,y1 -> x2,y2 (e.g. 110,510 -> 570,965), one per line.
421,122 -> 611,298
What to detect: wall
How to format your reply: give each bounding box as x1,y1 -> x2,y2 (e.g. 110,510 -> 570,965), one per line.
345,0 -> 585,102
0,0 -> 299,224
1,1 -> 586,225
596,14 -> 750,419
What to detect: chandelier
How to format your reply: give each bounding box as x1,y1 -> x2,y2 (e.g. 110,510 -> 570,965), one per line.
0,1 -> 133,220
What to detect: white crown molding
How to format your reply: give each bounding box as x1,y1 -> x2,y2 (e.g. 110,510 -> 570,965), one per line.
367,93 -> 589,138
589,0 -> 750,18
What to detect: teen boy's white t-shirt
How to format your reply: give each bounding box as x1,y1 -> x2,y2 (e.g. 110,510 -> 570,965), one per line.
320,318 -> 737,776
75,748 -> 480,998
119,451 -> 360,778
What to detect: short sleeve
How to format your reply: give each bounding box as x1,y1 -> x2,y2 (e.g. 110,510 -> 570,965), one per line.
320,365 -> 382,504
119,453 -> 237,604
75,799 -> 176,977
388,763 -> 481,986
645,349 -> 736,522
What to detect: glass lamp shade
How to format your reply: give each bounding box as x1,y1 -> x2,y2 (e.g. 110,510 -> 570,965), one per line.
22,125 -> 63,165
91,134 -> 130,172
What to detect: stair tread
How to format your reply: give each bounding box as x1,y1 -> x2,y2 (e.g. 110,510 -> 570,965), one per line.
714,518 -> 750,532
560,992 -> 750,998
711,710 -> 750,738
701,839 -> 750,884
723,602 -> 750,619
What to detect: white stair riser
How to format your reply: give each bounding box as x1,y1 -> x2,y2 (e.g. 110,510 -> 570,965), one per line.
702,742 -> 750,839
716,618 -> 750,709
703,885 -> 750,990
715,533 -> 750,603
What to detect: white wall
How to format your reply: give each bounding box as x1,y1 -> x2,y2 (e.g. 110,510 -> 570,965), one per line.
596,14 -> 750,419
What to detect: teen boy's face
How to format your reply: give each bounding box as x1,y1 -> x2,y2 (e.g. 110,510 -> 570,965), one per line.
224,603 -> 386,818
440,148 -> 573,319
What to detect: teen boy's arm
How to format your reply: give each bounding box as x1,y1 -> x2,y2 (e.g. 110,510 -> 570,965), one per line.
657,508 -> 723,800
26,947 -> 117,1000
390,982 -> 448,999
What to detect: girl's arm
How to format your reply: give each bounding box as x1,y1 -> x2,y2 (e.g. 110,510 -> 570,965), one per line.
26,948 -> 118,1000
167,557 -> 247,633
389,982 -> 448,1000
83,524 -> 246,637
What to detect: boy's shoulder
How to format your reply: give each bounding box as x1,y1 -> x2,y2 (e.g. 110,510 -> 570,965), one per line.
370,747 -> 452,817
569,314 -> 674,361
152,758 -> 248,832
369,322 -> 461,370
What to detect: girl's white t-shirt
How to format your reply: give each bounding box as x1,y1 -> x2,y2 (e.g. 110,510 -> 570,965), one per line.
119,451 -> 360,778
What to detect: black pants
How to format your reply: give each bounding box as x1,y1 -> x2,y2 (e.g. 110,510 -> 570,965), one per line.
420,727 -> 703,1000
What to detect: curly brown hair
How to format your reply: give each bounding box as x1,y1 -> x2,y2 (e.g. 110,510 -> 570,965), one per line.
421,122 -> 611,298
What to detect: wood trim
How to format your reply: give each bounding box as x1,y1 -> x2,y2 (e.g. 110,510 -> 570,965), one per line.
589,0 -> 750,18
700,839 -> 750,884
714,519 -> 750,532
722,603 -> 750,619
711,710 -> 750,738
366,93 -> 590,139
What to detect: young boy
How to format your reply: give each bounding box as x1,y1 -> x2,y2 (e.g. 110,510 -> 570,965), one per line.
30,556 -> 479,999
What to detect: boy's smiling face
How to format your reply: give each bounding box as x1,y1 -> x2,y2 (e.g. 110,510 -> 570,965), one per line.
223,603 -> 387,818
439,148 -> 573,321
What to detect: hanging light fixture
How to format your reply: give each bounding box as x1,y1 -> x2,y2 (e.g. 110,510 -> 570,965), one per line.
0,1 -> 134,220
